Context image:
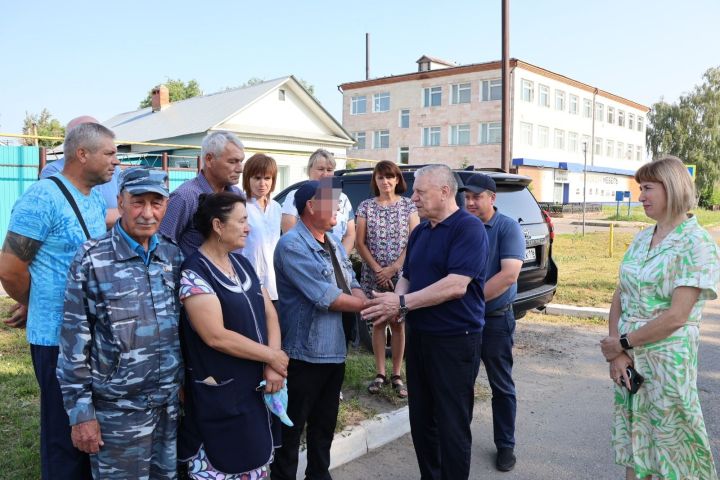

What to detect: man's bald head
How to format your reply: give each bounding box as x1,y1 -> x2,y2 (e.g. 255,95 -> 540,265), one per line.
66,115 -> 99,133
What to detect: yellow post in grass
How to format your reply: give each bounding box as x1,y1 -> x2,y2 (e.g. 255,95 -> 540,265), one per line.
609,224 -> 615,258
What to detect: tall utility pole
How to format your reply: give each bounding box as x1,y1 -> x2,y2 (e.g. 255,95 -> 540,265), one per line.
501,0 -> 511,172
365,33 -> 370,80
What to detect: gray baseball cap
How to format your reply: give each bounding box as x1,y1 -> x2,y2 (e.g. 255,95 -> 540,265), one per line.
119,167 -> 169,197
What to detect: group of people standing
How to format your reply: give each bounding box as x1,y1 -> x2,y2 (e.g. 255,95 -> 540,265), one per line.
0,113 -> 715,480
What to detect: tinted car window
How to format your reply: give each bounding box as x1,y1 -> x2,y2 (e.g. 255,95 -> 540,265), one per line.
495,187 -> 544,224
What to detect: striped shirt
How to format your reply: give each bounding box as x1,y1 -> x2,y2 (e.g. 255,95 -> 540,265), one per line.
159,170 -> 244,257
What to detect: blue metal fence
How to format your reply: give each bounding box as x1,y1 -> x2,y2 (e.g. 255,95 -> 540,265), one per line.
0,146 -> 40,243
0,146 -> 200,243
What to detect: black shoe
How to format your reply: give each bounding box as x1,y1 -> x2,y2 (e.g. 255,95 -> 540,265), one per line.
496,447 -> 516,472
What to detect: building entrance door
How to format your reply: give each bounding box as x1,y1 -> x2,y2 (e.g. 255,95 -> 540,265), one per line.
553,182 -> 564,203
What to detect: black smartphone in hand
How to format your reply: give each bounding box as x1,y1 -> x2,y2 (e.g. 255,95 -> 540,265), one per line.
626,366 -> 644,394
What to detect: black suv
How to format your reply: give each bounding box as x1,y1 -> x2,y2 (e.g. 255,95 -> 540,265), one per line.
273,165 -> 557,353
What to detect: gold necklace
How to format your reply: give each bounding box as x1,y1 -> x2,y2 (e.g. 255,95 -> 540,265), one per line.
200,247 -> 237,280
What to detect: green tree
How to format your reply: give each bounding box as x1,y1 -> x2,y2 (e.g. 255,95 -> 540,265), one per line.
22,108 -> 64,148
646,66 -> 720,206
139,78 -> 203,108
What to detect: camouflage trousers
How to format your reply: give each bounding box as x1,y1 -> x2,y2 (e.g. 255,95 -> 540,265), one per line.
91,402 -> 179,479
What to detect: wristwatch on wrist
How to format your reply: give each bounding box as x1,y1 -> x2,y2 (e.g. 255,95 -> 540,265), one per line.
619,333 -> 633,350
398,295 -> 409,318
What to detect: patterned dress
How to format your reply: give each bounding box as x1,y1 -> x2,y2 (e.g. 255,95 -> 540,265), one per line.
356,196 -> 417,296
613,215 -> 719,479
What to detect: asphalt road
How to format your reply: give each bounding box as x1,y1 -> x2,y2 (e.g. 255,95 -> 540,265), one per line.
331,300 -> 720,480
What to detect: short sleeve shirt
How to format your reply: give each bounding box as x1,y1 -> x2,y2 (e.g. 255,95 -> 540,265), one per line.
159,171 -> 244,257
402,209 -> 488,335
40,159 -> 121,209
483,209 -> 525,312
8,174 -> 107,346
281,189 -> 354,241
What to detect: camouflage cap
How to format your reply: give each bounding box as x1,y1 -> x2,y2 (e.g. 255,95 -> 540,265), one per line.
119,167 -> 169,197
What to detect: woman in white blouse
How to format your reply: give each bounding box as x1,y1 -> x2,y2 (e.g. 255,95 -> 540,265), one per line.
241,153 -> 282,301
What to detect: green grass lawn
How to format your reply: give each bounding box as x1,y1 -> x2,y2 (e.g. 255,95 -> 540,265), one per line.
0,297 -> 40,479
552,232 -> 632,307
602,205 -> 720,227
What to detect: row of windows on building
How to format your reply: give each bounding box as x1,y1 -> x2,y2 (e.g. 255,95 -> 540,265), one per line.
350,79 -> 502,115
520,79 -> 645,132
352,122 -> 503,150
519,122 -> 644,161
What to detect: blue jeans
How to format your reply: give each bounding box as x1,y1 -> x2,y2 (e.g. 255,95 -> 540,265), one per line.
30,344 -> 91,480
406,326 -> 483,480
481,310 -> 516,449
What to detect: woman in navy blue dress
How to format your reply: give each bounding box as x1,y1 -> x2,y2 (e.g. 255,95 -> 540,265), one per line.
178,192 -> 289,479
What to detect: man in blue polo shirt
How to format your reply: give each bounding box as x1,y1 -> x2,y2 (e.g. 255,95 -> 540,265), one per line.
362,164 -> 488,480
461,173 -> 525,472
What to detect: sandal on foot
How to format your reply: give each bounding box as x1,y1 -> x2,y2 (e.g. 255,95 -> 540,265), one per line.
391,375 -> 408,399
367,374 -> 387,394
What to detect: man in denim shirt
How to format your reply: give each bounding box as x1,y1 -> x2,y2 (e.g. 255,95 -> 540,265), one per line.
271,179 -> 367,480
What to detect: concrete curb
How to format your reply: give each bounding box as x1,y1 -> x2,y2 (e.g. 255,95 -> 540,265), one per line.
568,220 -> 649,228
297,406 -> 409,479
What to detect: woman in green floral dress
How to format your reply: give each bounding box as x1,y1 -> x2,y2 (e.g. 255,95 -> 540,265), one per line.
601,156 -> 719,480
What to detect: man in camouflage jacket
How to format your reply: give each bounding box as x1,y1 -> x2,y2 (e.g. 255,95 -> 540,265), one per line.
57,167 -> 184,479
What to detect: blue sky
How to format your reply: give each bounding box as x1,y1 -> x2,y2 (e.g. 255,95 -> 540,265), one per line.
1,0 -> 718,137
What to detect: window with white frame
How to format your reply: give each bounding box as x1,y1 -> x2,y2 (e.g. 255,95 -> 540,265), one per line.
607,106 -> 615,124
538,126 -> 549,148
373,93 -> 390,112
568,132 -> 578,152
422,126 -> 441,146
606,139 -> 614,158
594,137 -> 603,155
351,95 -> 367,115
618,110 -> 625,127
637,116 -> 644,132
555,90 -> 566,111
520,122 -> 533,145
583,99 -> 592,118
539,84 -> 550,107
617,141 -> 624,159
450,124 -> 471,145
569,94 -> 579,114
400,109 -> 410,128
480,122 -> 502,144
554,129 -> 565,150
373,130 -> 389,149
628,113 -> 635,130
353,132 -> 366,150
423,86 -> 442,107
521,79 -> 534,102
399,146 -> 409,164
595,103 -> 604,122
481,79 -> 502,101
451,83 -> 471,104
636,145 -> 643,161
626,144 -> 633,160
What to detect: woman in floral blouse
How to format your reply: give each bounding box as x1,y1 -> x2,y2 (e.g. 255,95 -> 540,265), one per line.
600,156 -> 719,480
356,161 -> 419,398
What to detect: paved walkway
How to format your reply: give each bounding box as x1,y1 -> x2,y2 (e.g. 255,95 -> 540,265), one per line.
331,300 -> 720,479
